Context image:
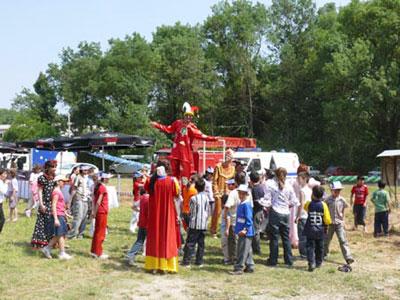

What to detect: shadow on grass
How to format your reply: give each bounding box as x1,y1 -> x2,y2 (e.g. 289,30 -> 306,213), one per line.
14,241 -> 41,257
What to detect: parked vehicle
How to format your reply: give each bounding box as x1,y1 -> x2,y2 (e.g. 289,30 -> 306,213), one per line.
109,162 -> 149,175
59,162 -> 99,176
368,167 -> 381,177
233,150 -> 300,180
325,166 -> 357,176
309,166 -> 321,177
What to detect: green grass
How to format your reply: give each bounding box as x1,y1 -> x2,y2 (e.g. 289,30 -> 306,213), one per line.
0,183 -> 400,299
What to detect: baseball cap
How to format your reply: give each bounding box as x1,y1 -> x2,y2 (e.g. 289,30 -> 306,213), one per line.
206,167 -> 214,174
330,181 -> 343,190
226,178 -> 235,185
100,172 -> 113,179
237,184 -> 249,193
80,165 -> 91,171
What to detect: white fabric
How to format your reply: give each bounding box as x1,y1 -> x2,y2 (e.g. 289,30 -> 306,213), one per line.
225,189 -> 252,225
265,179 -> 299,215
0,180 -> 8,204
29,172 -> 41,184
8,178 -> 18,194
300,185 -> 312,219
107,186 -> 119,209
204,179 -> 214,203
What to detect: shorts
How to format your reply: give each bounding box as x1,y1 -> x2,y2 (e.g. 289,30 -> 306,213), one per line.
353,204 -> 366,226
8,195 -> 18,209
48,215 -> 68,237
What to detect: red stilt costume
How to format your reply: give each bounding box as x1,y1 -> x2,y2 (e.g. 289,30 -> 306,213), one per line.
151,102 -> 218,179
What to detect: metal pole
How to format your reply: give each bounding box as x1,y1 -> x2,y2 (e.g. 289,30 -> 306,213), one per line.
102,146 -> 105,171
117,174 -> 121,201
203,141 -> 206,174
60,151 -> 63,175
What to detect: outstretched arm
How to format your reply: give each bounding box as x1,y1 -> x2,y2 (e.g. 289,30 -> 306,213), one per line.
151,121 -> 175,134
189,124 -> 218,141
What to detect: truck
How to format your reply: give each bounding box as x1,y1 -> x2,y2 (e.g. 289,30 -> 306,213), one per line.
233,150 -> 300,180
153,137 -> 300,179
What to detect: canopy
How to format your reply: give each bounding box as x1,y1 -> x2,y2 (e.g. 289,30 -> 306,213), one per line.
0,141 -> 29,153
17,132 -> 155,151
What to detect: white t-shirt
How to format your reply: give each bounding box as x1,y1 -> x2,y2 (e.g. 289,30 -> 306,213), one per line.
0,180 -> 8,204
7,178 -> 18,195
29,172 -> 42,184
300,185 -> 312,219
225,189 -> 253,225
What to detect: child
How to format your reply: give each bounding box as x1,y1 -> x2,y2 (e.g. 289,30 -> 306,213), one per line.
371,181 -> 390,237
130,172 -> 144,233
303,186 -> 331,272
250,171 -> 265,255
91,173 -> 112,259
350,176 -> 369,231
182,177 -> 210,267
7,169 -> 19,222
324,181 -> 354,265
221,178 -> 236,264
41,175 -> 72,260
230,184 -> 254,275
126,187 -> 149,265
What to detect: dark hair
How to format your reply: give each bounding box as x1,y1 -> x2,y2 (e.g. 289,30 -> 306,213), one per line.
195,177 -> 206,192
265,169 -> 274,179
250,171 -> 260,183
0,168 -> 7,176
357,175 -> 365,181
44,160 -> 57,170
312,185 -> 325,200
235,172 -> 246,185
378,180 -> 386,189
139,187 -> 146,195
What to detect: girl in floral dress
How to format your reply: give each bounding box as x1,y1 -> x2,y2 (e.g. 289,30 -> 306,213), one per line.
31,160 -> 57,249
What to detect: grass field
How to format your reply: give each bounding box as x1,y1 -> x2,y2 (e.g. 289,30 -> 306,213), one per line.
1,181 -> 400,300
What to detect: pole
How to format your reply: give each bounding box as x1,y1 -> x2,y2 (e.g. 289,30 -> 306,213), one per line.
60,151 -> 63,175
203,141 -> 206,174
117,174 -> 121,201
102,146 -> 105,171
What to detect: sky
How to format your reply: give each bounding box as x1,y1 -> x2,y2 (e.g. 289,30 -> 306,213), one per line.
0,0 -> 351,109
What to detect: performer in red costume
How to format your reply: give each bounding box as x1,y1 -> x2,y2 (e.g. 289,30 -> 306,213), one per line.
151,102 -> 218,180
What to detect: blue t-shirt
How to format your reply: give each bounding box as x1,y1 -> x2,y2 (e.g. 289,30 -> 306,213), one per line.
234,200 -> 254,237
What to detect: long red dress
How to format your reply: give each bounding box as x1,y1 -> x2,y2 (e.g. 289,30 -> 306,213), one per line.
145,176 -> 181,272
152,119 -> 217,179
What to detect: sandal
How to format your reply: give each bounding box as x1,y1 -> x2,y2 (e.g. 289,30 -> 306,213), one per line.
338,264 -> 352,272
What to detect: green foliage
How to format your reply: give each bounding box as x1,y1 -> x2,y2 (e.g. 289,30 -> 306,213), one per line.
0,108 -> 18,124
3,112 -> 58,142
6,0 -> 400,172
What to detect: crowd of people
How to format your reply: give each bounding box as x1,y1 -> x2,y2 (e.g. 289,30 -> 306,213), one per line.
0,149 -> 393,275
126,150 -> 392,274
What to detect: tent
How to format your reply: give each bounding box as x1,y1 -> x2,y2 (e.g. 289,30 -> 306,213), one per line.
377,150 -> 400,204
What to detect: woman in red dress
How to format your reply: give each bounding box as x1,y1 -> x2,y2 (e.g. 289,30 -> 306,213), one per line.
145,162 -> 181,273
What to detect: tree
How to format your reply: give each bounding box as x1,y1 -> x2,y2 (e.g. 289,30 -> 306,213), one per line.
150,22 -> 218,134
3,112 -> 58,142
203,0 -> 269,136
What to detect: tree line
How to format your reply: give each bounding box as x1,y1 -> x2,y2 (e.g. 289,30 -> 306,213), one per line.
2,0 -> 400,173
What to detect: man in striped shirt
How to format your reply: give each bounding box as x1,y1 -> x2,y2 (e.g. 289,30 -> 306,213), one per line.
182,177 -> 210,267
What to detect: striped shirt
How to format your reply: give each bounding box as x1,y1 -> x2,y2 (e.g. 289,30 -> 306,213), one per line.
189,192 -> 210,230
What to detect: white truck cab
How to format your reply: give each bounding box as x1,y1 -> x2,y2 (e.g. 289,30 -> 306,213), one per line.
233,150 -> 300,180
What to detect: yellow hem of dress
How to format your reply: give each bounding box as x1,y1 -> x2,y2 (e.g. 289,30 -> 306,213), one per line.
144,256 -> 179,272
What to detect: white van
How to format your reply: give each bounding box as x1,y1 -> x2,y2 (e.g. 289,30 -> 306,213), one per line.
233,151 -> 300,179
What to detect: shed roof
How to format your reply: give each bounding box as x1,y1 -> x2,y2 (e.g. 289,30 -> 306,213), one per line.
377,150 -> 400,158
